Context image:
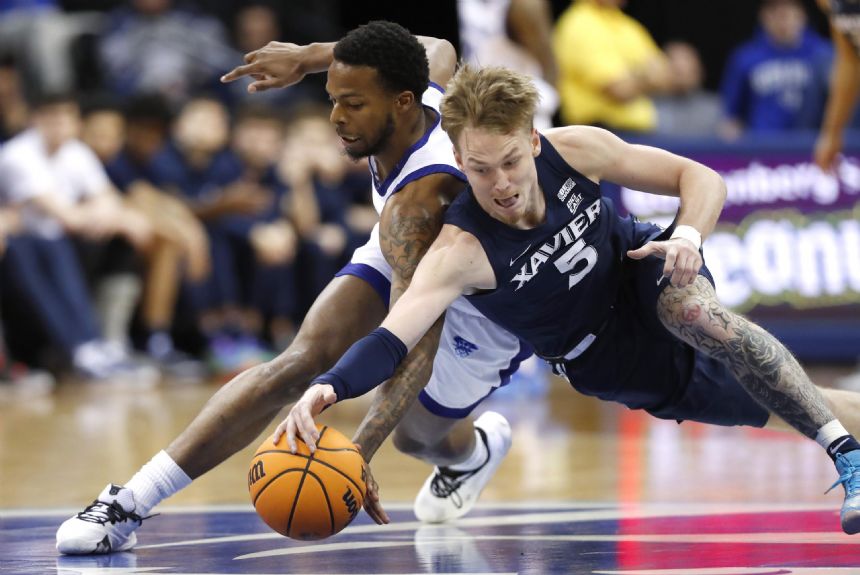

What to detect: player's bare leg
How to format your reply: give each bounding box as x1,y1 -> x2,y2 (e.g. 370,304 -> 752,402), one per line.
393,400 -> 512,523
766,388 -> 860,437
657,276 -> 860,534
57,275 -> 386,554
167,277 -> 385,477
392,401 -> 476,466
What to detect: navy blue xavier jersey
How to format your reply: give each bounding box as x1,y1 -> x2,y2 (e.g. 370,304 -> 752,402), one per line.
444,134 -> 642,359
444,135 -> 765,422
831,0 -> 860,55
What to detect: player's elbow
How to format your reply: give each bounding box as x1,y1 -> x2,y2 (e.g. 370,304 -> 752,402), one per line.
425,38 -> 457,84
429,38 -> 456,66
705,166 -> 727,206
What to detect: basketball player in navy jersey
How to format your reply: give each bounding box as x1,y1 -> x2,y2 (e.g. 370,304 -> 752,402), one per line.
815,0 -> 860,170
283,65 -> 860,535
57,23 -> 527,554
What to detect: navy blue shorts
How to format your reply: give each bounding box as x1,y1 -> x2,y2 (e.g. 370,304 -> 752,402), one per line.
560,221 -> 770,428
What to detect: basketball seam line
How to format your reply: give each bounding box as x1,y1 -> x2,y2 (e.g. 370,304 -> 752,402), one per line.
255,447 -> 359,454
286,425 -> 328,537
253,450 -> 364,493
302,427 -> 336,538
254,447 -> 361,457
253,451 -> 363,489
251,469 -> 305,507
302,467 -> 336,538
251,461 -> 364,527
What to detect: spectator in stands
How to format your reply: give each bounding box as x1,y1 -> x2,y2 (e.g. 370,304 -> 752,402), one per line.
0,92 -> 157,383
654,41 -> 722,137
98,0 -> 238,105
76,98 -> 144,360
0,0 -> 102,94
234,3 -> 278,55
553,0 -> 674,132
0,202 -> 56,398
458,0 -> 559,130
230,104 -> 300,351
719,0 -> 833,138
0,56 -> 28,143
223,2 -> 316,110
148,96 -> 280,374
278,109 -> 358,316
81,97 -> 209,380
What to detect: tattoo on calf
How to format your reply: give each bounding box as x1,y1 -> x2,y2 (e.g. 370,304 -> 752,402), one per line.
657,277 -> 833,438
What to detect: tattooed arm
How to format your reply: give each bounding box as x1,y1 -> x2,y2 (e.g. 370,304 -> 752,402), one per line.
352,174 -> 463,458
347,174 -> 463,522
657,276 -> 834,439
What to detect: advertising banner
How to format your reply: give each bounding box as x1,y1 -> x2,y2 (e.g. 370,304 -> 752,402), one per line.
603,135 -> 860,361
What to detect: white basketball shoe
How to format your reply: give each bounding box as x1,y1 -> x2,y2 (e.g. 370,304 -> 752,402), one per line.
56,484 -> 148,554
413,411 -> 512,523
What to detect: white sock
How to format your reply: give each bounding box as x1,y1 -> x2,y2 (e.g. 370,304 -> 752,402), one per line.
125,450 -> 192,516
815,420 -> 850,449
447,429 -> 488,472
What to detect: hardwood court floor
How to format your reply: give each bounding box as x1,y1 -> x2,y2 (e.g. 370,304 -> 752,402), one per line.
2,365 -> 860,574
0,366 -> 857,509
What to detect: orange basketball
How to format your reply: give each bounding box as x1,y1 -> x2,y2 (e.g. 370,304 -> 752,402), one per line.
248,424 -> 366,540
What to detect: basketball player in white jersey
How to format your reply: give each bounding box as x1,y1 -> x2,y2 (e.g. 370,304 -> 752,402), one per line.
56,21 -> 527,554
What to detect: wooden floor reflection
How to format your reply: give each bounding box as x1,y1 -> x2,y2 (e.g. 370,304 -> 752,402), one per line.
0,364 -> 857,511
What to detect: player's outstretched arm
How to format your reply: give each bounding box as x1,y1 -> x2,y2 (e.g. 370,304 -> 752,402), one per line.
271,175 -> 455,450
274,215 -> 490,525
274,174 -> 466,452
423,36 -> 457,88
220,41 -> 333,92
547,126 -> 726,287
273,223 -> 474,449
341,177 -> 453,524
221,34 -> 455,94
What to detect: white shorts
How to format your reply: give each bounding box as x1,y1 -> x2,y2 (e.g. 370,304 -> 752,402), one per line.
336,224 -> 532,417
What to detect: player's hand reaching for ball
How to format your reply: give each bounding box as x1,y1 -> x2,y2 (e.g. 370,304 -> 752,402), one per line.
273,383 -> 337,453
627,237 -> 703,287
354,444 -> 390,525
221,42 -> 309,92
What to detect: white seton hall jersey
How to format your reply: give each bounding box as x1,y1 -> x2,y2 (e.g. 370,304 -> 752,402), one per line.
369,84 -> 465,215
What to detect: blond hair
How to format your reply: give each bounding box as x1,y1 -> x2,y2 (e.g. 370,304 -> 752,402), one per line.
440,65 -> 540,148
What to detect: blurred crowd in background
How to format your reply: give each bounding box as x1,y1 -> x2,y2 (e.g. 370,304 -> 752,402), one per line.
0,0 -> 851,393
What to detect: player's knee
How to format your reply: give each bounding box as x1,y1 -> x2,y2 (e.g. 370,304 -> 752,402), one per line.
657,280 -> 723,335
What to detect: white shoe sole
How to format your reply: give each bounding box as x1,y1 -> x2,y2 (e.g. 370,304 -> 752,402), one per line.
56,526 -> 137,555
